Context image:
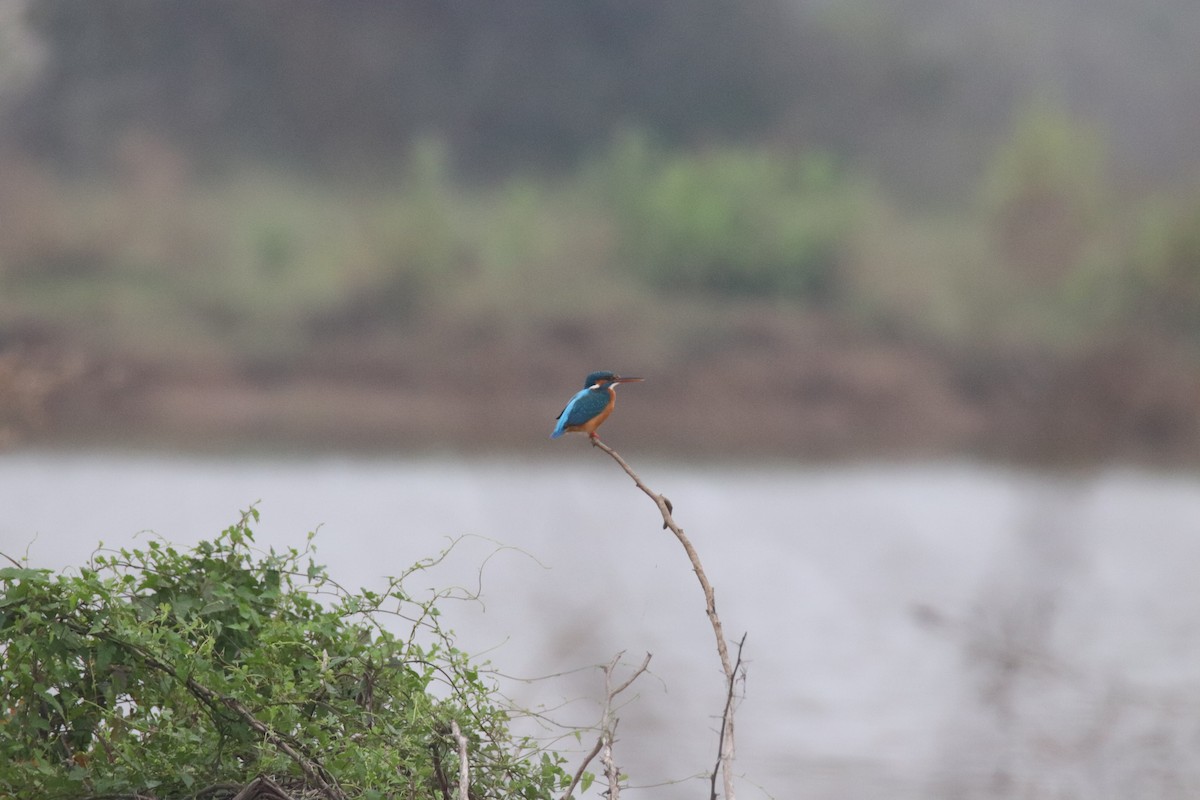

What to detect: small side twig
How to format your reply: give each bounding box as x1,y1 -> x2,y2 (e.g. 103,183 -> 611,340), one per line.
562,738 -> 604,800
710,633 -> 747,800
591,438 -> 741,800
560,651 -> 652,800
230,775 -> 291,800
450,719 -> 470,800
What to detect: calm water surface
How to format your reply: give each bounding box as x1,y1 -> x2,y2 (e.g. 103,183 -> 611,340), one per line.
3,451 -> 1200,799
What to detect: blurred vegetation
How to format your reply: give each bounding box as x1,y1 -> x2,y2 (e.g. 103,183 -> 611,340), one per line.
1131,198 -> 1200,343
4,112 -> 1197,366
2,0 -> 1200,457
596,134 -> 855,300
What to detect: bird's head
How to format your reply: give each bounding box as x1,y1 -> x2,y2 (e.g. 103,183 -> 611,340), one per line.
585,371 -> 643,390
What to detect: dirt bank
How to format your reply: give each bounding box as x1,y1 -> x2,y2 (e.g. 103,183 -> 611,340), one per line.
5,316 -> 1199,465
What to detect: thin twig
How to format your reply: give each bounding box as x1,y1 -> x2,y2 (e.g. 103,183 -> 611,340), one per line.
599,654 -> 626,800
230,775 -> 291,800
591,438 -> 740,800
710,633 -> 747,800
562,737 -> 604,800
609,652 -> 652,697
450,719 -> 470,800
560,652 -> 651,800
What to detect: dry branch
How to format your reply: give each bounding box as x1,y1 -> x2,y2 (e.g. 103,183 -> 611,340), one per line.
711,633 -> 747,800
450,719 -> 470,800
591,439 -> 741,800
560,651 -> 652,800
601,730 -> 621,800
230,775 -> 293,800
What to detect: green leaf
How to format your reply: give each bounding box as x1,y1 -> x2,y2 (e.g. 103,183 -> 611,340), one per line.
0,567 -> 49,582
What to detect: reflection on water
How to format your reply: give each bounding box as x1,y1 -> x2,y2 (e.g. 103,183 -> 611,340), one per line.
3,451 -> 1200,799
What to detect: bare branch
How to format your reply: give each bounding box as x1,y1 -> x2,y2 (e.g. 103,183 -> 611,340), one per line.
591,439 -> 741,800
230,775 -> 292,800
562,736 -> 605,800
711,633 -> 747,800
450,719 -> 470,800
560,652 -> 652,800
607,651 -> 652,698
601,722 -> 622,800
590,441 -> 734,677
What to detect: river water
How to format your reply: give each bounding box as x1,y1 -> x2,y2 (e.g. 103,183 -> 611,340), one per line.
3,450 -> 1200,799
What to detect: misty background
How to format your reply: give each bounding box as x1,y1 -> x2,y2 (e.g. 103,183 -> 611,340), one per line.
3,2 -> 1200,799
1,0 -> 1200,459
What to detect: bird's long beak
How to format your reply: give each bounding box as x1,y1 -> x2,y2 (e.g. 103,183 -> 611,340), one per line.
612,376 -> 643,384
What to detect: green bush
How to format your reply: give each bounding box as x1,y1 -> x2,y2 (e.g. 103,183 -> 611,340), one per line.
1130,198 -> 1200,337
0,511 -> 570,799
596,134 -> 855,300
979,103 -> 1109,283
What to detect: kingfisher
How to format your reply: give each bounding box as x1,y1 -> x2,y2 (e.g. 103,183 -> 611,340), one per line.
551,371 -> 643,441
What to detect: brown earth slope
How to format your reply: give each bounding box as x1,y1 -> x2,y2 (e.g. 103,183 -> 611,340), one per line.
4,314 -> 1199,465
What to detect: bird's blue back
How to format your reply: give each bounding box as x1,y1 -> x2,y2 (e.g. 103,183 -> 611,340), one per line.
550,387 -> 611,438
